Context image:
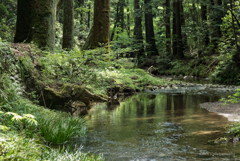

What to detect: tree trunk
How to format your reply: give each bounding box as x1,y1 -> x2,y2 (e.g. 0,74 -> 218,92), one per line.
56,0 -> 64,18
14,0 -> 32,43
119,0 -> 125,32
144,0 -> 158,56
201,0 -> 209,46
127,0 -> 130,36
180,1 -> 187,51
111,2 -> 120,41
62,0 -> 74,50
134,0 -> 144,58
90,0 -> 110,49
172,1 -> 177,57
87,2 -> 91,29
82,27 -> 93,50
79,0 -> 84,22
215,0 -> 222,39
175,0 -> 184,59
165,0 -> 171,55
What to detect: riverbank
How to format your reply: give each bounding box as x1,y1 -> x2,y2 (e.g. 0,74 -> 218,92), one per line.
200,102 -> 240,122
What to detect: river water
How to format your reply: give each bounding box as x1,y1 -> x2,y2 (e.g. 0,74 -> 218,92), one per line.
71,91 -> 240,160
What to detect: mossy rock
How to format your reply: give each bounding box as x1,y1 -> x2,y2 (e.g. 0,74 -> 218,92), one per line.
43,84 -> 117,109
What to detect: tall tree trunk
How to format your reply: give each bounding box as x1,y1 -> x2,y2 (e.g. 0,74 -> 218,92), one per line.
31,0 -> 57,50
56,0 -> 64,18
87,2 -> 91,29
111,2 -> 120,41
180,1 -> 187,51
14,0 -> 32,43
172,1 -> 177,57
62,0 -> 74,50
175,0 -> 184,58
215,0 -> 222,39
134,0 -> 144,58
201,0 -> 209,46
144,0 -> 158,56
90,0 -> 110,49
230,0 -> 240,62
119,0 -> 125,32
126,0 -> 130,36
165,0 -> 171,55
79,0 -> 84,22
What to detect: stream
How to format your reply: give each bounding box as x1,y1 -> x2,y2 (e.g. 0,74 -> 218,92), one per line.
70,85 -> 240,161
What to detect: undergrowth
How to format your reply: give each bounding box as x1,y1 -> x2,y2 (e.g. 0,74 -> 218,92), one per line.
0,43 -> 101,160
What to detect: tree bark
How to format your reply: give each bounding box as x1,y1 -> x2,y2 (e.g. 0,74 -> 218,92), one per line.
111,2 -> 120,41
87,2 -> 91,28
15,0 -> 57,50
172,1 -> 177,57
62,0 -> 74,50
201,0 -> 209,46
165,0 -> 171,55
127,0 -> 130,36
56,0 -> 64,18
119,0 -> 125,32
14,0 -> 32,43
134,0 -> 144,58
144,0 -> 158,56
90,0 -> 110,49
174,0 -> 184,59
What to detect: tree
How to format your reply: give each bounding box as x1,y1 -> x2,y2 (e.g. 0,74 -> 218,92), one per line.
165,0 -> 171,55
174,0 -> 184,59
62,0 -> 74,50
134,0 -> 144,58
89,0 -> 110,49
201,0 -> 209,47
144,0 -> 158,56
14,0 -> 57,50
14,0 -> 32,43
119,0 -> 125,32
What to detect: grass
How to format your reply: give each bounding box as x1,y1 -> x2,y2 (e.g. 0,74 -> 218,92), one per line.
39,115 -> 86,144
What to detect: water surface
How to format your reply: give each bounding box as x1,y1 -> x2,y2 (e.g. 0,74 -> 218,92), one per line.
72,92 -> 240,160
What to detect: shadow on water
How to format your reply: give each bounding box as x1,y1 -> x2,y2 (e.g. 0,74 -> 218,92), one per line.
70,92 -> 240,161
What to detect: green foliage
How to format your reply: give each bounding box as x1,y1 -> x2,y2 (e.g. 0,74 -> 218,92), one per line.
39,114 -> 86,144
0,133 -> 45,161
0,0 -> 16,42
220,88 -> 240,105
226,122 -> 240,136
42,147 -> 104,161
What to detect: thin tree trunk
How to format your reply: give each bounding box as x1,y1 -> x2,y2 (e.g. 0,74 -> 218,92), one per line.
111,2 -> 120,41
165,0 -> 171,55
82,27 -> 93,50
175,0 -> 183,58
62,0 -> 74,50
119,0 -> 125,32
201,0 -> 209,46
127,0 -> 130,36
56,0 -> 64,18
180,1 -> 187,51
87,2 -> 91,28
134,0 -> 144,58
172,1 -> 177,57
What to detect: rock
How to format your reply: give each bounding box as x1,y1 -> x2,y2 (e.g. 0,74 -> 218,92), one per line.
43,84 -> 117,109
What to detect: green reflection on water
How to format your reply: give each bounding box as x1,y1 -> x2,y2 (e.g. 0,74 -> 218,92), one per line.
73,93 -> 240,160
